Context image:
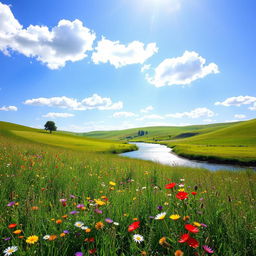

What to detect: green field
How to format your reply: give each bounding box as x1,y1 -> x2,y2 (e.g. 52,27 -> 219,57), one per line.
84,119 -> 256,165
0,121 -> 255,256
0,121 -> 136,154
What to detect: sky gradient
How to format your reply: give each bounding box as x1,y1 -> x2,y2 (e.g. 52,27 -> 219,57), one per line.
0,0 -> 255,132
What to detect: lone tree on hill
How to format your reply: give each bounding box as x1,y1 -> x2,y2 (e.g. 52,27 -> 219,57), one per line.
44,121 -> 57,134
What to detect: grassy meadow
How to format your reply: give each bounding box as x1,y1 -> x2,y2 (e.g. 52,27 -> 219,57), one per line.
0,122 -> 256,256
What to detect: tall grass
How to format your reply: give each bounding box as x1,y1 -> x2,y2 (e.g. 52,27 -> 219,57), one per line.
0,134 -> 255,256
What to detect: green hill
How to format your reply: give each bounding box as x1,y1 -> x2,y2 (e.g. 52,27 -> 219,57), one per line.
0,121 -> 135,153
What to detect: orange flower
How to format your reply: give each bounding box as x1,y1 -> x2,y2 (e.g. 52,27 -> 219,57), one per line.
62,215 -> 68,219
174,250 -> 184,256
159,237 -> 167,245
95,221 -> 104,230
85,228 -> 91,233
56,219 -> 62,224
13,230 -> 22,234
60,233 -> 66,237
49,235 -> 57,241
31,206 -> 39,210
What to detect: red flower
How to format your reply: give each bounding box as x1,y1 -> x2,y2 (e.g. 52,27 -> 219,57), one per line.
128,221 -> 140,232
176,191 -> 188,200
178,233 -> 190,243
185,224 -> 199,233
89,248 -> 97,254
186,237 -> 199,248
191,192 -> 197,195
8,224 -> 17,229
165,182 -> 176,189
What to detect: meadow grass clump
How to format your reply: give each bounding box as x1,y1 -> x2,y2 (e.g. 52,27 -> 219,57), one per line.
0,133 -> 255,256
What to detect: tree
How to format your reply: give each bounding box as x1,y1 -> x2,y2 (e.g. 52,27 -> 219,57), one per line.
44,121 -> 57,134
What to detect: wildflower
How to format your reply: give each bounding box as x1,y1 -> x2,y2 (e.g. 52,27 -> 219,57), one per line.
26,235 -> 39,244
3,246 -> 18,255
133,234 -> 144,243
187,237 -> 199,248
60,233 -> 65,237
43,235 -> 50,240
155,212 -> 166,220
31,206 -> 39,210
157,205 -> 163,211
74,221 -> 84,228
69,211 -> 78,215
89,248 -> 97,254
85,237 -> 95,242
105,218 -> 113,224
56,219 -> 62,224
75,252 -> 83,256
113,222 -> 119,226
85,228 -> 91,233
128,221 -> 140,232
185,224 -> 199,233
63,230 -> 69,234
179,184 -> 184,188
62,215 -> 68,219
141,251 -> 147,256
191,192 -> 197,195
13,230 -> 22,235
49,235 -> 57,241
202,245 -> 214,254
159,237 -> 167,245
81,226 -> 89,230
94,199 -> 105,206
178,233 -> 190,243
95,208 -> 103,214
77,204 -> 85,209
193,222 -> 201,227
170,214 -> 180,220
180,178 -> 185,182
174,250 -> 184,256
183,215 -> 190,221
7,201 -> 15,207
109,181 -> 116,186
176,192 -> 188,200
165,182 -> 176,189
95,221 -> 104,230
8,224 -> 17,229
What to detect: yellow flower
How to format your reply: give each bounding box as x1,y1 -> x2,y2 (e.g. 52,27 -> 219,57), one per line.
26,235 -> 39,244
169,214 -> 181,220
60,233 -> 66,237
85,228 -> 91,233
159,237 -> 167,245
178,188 -> 185,192
95,221 -> 104,230
13,229 -> 22,234
133,218 -> 138,221
109,181 -> 116,186
193,221 -> 201,227
94,199 -> 106,206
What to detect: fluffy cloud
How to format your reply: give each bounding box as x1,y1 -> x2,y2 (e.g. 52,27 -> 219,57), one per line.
215,96 -> 256,107
24,94 -> 123,110
136,114 -> 164,121
166,107 -> 215,119
249,103 -> 256,111
234,114 -> 246,119
145,51 -> 219,87
42,112 -> 74,118
0,3 -> 96,69
113,111 -> 137,118
140,105 -> 154,113
92,37 -> 158,68
0,105 -> 17,111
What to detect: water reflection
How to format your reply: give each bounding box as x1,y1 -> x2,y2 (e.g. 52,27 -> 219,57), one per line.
120,142 -> 253,171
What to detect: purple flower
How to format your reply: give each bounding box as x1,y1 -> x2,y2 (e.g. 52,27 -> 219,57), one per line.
7,201 -> 15,207
59,198 -> 67,203
201,223 -> 208,228
75,252 -> 83,256
70,194 -> 76,199
63,230 -> 69,234
105,218 -> 113,223
95,208 -> 102,214
4,237 -> 11,241
202,245 -> 214,254
149,216 -> 155,219
157,205 -> 163,211
70,210 -> 79,215
77,204 -> 85,209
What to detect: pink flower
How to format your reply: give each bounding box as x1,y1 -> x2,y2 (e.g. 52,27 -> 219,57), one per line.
202,245 -> 214,254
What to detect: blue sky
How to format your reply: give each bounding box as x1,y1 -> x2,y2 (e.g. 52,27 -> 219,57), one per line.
0,0 -> 255,132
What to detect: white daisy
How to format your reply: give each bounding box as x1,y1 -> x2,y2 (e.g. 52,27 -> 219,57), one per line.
113,222 -> 119,226
155,212 -> 166,220
74,221 -> 84,228
133,234 -> 144,243
3,246 -> 18,256
81,226 -> 89,230
43,235 -> 50,240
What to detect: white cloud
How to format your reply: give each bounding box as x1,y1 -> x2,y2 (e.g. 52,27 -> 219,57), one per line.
166,107 -> 215,119
0,3 -> 96,69
141,64 -> 151,72
145,51 -> 219,87
0,105 -> 17,111
249,103 -> 256,111
215,96 -> 256,107
24,94 -> 123,110
113,111 -> 137,118
140,105 -> 154,113
234,114 -> 246,119
92,37 -> 158,68
203,118 -> 216,123
137,114 -> 164,121
42,112 -> 74,118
